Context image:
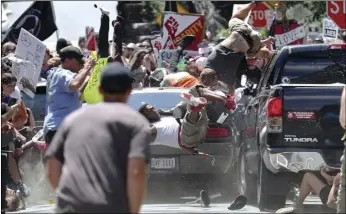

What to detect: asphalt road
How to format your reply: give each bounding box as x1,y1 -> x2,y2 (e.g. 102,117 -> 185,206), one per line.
10,197 -> 335,214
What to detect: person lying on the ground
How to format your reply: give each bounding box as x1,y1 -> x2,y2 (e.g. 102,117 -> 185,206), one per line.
277,167 -> 339,213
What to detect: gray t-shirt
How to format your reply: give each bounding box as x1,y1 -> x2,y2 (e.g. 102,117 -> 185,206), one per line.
45,102 -> 151,213
205,45 -> 246,93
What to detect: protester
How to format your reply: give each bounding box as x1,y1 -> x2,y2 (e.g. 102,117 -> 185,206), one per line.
276,168 -> 340,213
338,85 -> 346,213
2,42 -> 16,57
46,62 -> 151,213
268,3 -> 303,49
55,38 -> 71,55
123,43 -> 136,62
205,2 -> 274,94
129,49 -> 149,88
43,46 -> 95,146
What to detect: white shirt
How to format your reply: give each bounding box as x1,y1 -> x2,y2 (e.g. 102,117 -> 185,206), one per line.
9,86 -> 22,103
152,117 -> 180,148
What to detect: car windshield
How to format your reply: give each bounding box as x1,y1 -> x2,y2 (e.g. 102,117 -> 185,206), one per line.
128,91 -> 183,111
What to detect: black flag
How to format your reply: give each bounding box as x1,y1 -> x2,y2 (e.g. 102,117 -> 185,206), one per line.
2,1 -> 58,44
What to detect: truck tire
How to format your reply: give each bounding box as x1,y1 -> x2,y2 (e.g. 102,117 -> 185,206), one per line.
257,158 -> 287,211
237,147 -> 257,203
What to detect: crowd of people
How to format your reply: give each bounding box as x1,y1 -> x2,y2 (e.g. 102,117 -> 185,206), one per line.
1,1 -> 346,213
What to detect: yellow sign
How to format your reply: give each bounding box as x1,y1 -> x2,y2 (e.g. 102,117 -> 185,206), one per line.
155,2 -> 189,25
83,51 -> 107,104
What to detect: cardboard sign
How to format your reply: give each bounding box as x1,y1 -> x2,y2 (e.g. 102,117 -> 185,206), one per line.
158,49 -> 198,68
83,51 -> 107,104
323,18 -> 339,40
13,28 -> 46,98
162,12 -> 204,51
275,25 -> 306,47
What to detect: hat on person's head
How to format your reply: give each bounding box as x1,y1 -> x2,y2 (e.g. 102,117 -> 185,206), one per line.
126,43 -> 136,49
228,18 -> 262,57
56,38 -> 69,54
100,62 -> 135,93
59,46 -> 84,64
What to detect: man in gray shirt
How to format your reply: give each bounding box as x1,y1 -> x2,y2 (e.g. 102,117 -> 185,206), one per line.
45,63 -> 151,213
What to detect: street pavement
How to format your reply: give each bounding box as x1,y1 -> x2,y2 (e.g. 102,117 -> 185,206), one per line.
10,197 -> 331,214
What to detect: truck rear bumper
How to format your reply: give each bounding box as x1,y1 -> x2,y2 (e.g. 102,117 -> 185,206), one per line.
262,148 -> 342,174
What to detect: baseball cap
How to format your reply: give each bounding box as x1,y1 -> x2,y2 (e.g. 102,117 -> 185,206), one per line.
59,46 -> 84,64
228,18 -> 262,57
100,62 -> 135,93
126,43 -> 136,49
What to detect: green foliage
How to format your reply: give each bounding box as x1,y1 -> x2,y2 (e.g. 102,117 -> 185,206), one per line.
141,1 -> 164,22
284,1 -> 326,22
216,28 -> 230,38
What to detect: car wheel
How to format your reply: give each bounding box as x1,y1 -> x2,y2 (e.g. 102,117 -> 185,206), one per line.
237,147 -> 257,203
257,158 -> 286,211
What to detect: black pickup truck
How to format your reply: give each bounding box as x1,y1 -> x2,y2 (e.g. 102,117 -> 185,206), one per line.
233,43 -> 346,210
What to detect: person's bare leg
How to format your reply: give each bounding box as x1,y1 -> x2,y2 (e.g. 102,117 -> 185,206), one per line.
8,155 -> 21,184
295,172 -> 325,208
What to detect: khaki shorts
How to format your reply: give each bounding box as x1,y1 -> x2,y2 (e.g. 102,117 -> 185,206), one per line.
180,108 -> 209,148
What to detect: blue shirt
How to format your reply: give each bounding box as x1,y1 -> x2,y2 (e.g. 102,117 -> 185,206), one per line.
43,67 -> 81,135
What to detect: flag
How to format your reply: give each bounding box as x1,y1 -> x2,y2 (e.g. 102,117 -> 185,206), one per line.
2,1 -> 57,44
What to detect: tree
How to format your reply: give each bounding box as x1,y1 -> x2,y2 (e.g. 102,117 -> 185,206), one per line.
284,1 -> 326,23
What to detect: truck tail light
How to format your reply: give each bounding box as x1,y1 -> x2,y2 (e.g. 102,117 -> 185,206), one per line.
206,128 -> 229,138
267,97 -> 282,133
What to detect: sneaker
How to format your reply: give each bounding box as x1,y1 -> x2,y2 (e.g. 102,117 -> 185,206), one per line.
200,190 -> 211,207
181,92 -> 207,107
17,183 -> 31,198
228,195 -> 247,210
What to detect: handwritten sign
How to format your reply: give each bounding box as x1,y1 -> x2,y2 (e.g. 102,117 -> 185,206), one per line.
275,25 -> 306,47
14,28 -> 46,98
158,49 -> 198,68
83,51 -> 107,104
323,18 -> 339,40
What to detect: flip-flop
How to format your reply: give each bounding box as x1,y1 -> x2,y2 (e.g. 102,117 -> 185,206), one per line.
228,195 -> 247,210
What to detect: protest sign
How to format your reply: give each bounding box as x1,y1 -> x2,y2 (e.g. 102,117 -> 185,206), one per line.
13,28 -> 46,98
151,37 -> 164,59
322,18 -> 339,41
158,49 -> 198,68
275,25 -> 306,47
83,51 -> 107,104
162,12 -> 204,51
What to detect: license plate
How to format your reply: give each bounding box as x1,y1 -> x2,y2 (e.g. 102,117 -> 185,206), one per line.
150,157 -> 176,170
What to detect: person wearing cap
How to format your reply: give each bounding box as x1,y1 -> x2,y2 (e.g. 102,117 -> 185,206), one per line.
43,46 -> 96,147
338,85 -> 346,213
123,43 -> 136,62
205,2 -> 275,95
46,62 -> 151,214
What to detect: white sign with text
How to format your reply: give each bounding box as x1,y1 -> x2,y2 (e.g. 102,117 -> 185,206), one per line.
275,25 -> 306,47
323,18 -> 339,40
14,28 -> 46,98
